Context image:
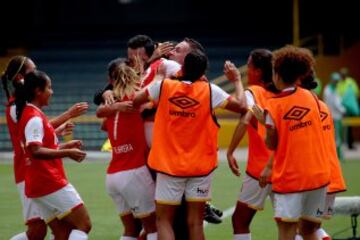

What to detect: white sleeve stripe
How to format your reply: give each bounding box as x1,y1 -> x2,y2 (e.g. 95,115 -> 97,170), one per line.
245,90 -> 255,108
10,105 -> 17,123
210,83 -> 230,109
24,116 -> 44,146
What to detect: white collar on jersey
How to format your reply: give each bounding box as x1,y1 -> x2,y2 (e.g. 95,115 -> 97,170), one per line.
26,103 -> 44,114
282,86 -> 296,92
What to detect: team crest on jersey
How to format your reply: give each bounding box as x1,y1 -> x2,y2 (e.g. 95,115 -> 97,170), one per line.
319,111 -> 328,122
283,106 -> 310,121
169,95 -> 199,109
32,128 -> 40,139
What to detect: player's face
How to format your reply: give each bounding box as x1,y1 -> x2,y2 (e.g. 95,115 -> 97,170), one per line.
127,47 -> 148,68
247,56 -> 261,85
38,78 -> 53,107
168,41 -> 191,65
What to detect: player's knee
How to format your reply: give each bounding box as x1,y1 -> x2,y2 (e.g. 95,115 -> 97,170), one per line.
27,220 -> 47,240
122,218 -> 141,236
232,214 -> 251,233
123,227 -> 140,237
80,219 -> 92,233
299,220 -> 318,236
142,214 -> 157,233
73,217 -> 92,233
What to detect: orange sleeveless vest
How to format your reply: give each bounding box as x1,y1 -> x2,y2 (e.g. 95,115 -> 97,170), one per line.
246,86 -> 274,180
148,79 -> 219,177
265,87 -> 330,193
318,100 -> 346,193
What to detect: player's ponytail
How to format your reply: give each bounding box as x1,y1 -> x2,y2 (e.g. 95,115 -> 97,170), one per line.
14,81 -> 27,121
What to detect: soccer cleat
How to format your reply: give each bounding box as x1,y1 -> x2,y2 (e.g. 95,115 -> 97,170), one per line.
204,202 -> 222,224
209,204 -> 223,217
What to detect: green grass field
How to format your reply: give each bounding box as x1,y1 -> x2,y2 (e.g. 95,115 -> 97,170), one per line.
0,159 -> 359,239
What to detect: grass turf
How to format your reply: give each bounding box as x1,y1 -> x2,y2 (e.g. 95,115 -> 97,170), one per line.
0,160 -> 359,239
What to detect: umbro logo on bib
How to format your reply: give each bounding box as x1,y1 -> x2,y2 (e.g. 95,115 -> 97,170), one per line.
283,106 -> 310,121
169,95 -> 199,109
319,111 -> 328,122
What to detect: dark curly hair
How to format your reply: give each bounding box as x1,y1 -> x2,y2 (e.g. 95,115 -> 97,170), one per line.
273,45 -> 315,85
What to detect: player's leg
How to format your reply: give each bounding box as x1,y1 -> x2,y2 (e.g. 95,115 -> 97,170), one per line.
156,203 -> 177,240
37,184 -> 92,239
273,192 -> 302,240
186,201 -> 206,240
184,173 -> 213,240
315,193 -> 335,239
11,182 -> 47,240
299,187 -> 327,240
232,174 -> 272,239
155,173 -> 185,240
120,213 -> 142,238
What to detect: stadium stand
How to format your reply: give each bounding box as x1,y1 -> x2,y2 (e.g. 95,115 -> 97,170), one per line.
0,39 -> 252,150
3,37 -> 358,151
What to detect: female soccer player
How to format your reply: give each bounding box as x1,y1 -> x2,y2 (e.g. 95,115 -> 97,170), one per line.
2,56 -> 88,240
16,70 -> 91,240
296,71 -> 347,240
226,49 -> 278,240
96,58 -> 157,240
253,45 -> 330,240
133,49 -> 248,240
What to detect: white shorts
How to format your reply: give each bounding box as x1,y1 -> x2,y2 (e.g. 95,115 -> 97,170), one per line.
106,165 -> 155,218
31,183 -> 83,223
17,181 -> 43,224
155,172 -> 213,205
322,193 -> 336,219
238,174 -> 273,210
273,187 -> 327,223
144,121 -> 154,148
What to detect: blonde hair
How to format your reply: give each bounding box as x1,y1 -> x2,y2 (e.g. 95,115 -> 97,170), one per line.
112,62 -> 141,100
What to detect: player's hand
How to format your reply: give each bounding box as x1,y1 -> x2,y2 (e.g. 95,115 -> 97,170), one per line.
227,152 -> 240,176
251,104 -> 265,125
259,165 -> 271,188
67,148 -> 86,162
103,90 -> 115,105
153,42 -> 174,59
224,61 -> 241,82
67,102 -> 89,118
55,121 -> 74,136
63,140 -> 83,150
115,101 -> 136,112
